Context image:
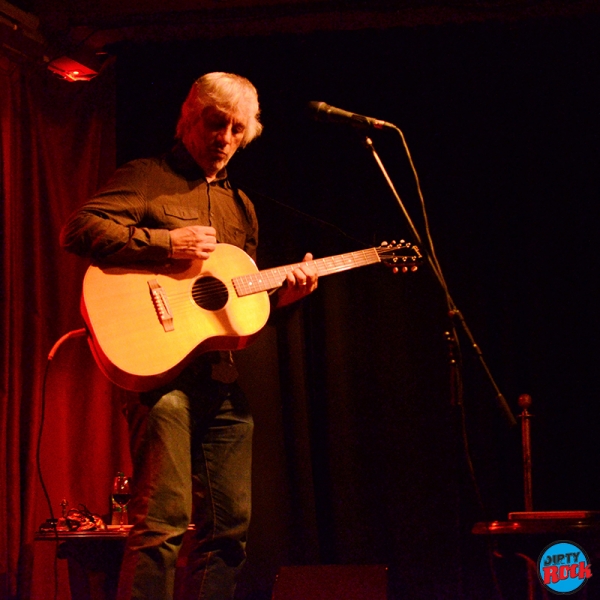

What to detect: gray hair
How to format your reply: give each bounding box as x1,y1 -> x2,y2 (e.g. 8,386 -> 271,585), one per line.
176,72 -> 263,148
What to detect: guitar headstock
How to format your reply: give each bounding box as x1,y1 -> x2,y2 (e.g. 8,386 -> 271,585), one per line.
377,240 -> 423,273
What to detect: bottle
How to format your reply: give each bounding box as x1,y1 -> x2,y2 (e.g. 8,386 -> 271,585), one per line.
56,498 -> 69,531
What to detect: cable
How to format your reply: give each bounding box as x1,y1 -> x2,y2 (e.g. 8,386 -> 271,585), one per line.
391,127 -> 507,599
47,328 -> 87,360
370,126 -> 514,427
38,328 -> 88,516
36,328 -> 87,600
242,186 -> 372,250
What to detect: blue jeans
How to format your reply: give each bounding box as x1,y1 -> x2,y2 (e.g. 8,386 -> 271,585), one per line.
117,369 -> 253,600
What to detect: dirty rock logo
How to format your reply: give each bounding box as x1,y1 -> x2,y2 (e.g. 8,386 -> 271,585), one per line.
538,540 -> 592,594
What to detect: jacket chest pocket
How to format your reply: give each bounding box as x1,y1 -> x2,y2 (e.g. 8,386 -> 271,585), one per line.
162,205 -> 201,227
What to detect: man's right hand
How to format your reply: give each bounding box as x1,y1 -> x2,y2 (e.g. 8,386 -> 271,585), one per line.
169,226 -> 217,260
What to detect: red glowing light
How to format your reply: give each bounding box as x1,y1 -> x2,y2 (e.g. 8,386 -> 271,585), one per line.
47,56 -> 99,82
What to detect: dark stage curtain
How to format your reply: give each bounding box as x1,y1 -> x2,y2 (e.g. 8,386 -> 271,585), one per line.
110,16 -> 600,598
0,57 -> 132,599
112,35 -> 467,598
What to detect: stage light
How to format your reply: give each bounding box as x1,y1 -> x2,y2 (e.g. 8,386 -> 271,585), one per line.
1,0 -> 107,82
47,55 -> 100,82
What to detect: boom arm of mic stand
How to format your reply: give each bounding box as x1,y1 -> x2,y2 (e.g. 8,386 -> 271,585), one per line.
363,135 -> 516,427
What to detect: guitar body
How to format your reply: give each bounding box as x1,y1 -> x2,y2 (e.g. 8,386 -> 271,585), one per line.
82,244 -> 270,392
80,238 -> 421,392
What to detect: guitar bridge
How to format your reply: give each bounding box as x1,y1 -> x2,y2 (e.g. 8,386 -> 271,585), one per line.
148,279 -> 174,332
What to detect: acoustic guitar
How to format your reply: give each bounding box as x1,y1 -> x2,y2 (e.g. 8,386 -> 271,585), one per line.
81,241 -> 421,391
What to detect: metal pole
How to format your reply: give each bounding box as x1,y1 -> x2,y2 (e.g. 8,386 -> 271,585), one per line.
518,394 -> 533,512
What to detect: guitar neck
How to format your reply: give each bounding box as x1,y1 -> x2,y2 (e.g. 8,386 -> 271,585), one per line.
233,247 -> 381,297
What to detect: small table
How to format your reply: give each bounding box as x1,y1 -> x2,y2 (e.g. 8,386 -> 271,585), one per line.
35,527 -> 129,600
35,524 -> 198,599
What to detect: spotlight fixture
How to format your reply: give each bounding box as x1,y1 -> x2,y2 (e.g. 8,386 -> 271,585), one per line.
47,55 -> 100,82
1,0 -> 107,82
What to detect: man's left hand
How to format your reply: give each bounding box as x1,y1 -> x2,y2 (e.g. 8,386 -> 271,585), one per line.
275,253 -> 318,308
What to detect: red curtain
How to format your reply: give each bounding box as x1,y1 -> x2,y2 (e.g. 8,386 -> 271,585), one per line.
0,55 -> 132,599
0,53 -> 320,600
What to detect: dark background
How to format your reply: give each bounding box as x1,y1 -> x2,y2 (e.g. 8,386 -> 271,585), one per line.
103,15 -> 600,598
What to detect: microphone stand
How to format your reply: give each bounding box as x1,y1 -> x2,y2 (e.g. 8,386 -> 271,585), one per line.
363,135 -> 516,427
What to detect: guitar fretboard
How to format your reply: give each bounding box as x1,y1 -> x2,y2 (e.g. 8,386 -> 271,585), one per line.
233,248 -> 381,297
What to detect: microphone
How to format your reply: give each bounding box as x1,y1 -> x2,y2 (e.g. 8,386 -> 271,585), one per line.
308,101 -> 396,130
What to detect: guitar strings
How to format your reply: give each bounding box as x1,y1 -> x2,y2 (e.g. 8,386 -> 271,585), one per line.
143,246 -> 415,312
147,257 -> 391,309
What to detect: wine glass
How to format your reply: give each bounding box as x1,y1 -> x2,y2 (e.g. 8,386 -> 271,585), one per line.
112,473 -> 131,531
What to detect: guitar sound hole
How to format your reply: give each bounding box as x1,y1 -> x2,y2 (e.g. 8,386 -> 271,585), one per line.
192,276 -> 229,311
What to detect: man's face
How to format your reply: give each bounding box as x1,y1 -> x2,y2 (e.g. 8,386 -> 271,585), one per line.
183,106 -> 247,178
